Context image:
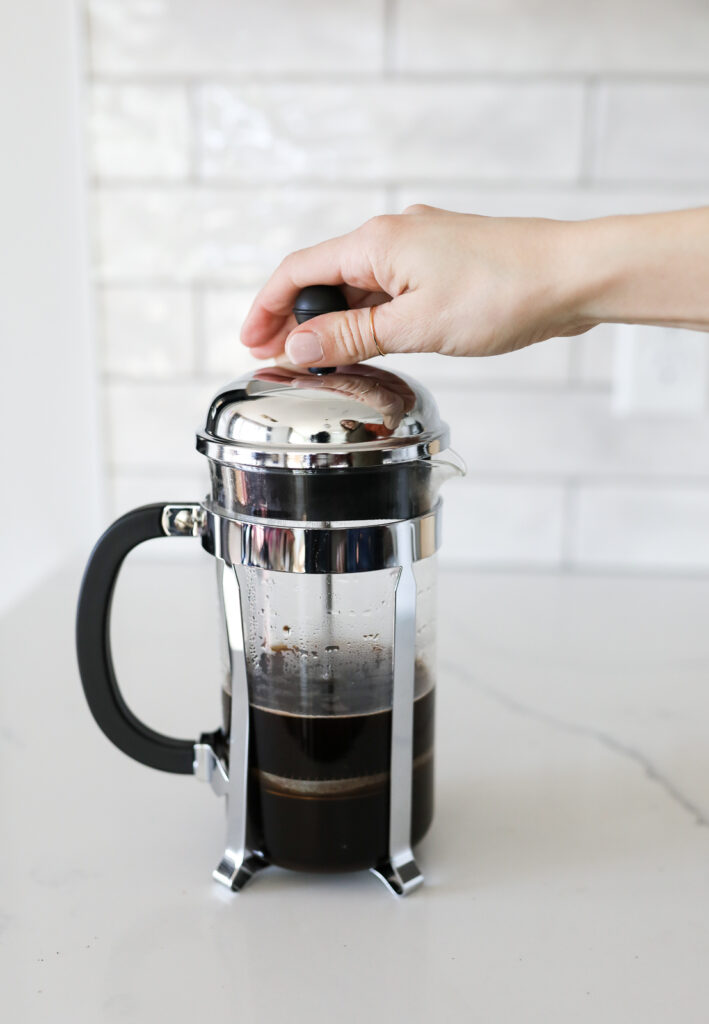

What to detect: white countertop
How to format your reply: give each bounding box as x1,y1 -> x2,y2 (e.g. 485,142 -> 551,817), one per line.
3,556 -> 709,1022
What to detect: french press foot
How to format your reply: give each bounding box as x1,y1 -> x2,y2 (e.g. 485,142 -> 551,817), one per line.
371,856 -> 424,897
193,738 -> 270,892
213,850 -> 270,892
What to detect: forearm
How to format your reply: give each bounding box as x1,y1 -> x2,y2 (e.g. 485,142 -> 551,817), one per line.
571,207 -> 709,332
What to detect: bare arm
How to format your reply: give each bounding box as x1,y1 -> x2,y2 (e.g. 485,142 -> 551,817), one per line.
240,205 -> 709,368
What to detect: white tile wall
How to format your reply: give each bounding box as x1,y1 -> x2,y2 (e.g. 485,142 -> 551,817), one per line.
394,186 -> 709,222
106,381 -> 217,469
443,390 -> 709,479
89,85 -> 190,179
370,340 -> 573,388
593,83 -> 709,183
110,470 -> 207,518
442,481 -> 566,568
198,82 -> 584,183
612,326 -> 709,416
87,0 -> 385,75
573,485 -> 709,571
85,0 -> 709,573
100,288 -> 194,377
93,187 -> 386,283
572,324 -> 616,386
201,288 -> 264,376
393,0 -> 709,74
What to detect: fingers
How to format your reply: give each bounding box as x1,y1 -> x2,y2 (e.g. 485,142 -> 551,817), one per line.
240,209 -> 449,363
279,292 -> 432,368
241,228 -> 384,352
278,302 -> 388,368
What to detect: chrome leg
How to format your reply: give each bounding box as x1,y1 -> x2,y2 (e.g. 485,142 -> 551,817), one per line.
209,561 -> 268,892
370,523 -> 423,898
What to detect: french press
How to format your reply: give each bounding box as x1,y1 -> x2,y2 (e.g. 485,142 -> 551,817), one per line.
76,286 -> 463,897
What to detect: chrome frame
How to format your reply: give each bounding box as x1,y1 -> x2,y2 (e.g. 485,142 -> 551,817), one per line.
370,519 -> 423,896
201,502 -> 440,574
191,502 -> 441,897
196,430 -> 448,470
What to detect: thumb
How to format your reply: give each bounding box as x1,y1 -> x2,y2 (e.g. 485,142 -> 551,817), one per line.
282,302 -> 402,368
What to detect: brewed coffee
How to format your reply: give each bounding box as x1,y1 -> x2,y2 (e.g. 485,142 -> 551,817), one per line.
222,673 -> 435,872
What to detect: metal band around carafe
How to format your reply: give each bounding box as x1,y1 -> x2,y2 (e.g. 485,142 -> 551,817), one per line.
200,503 -> 441,574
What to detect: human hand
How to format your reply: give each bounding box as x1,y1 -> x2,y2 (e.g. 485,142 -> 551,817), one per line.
240,205 -> 599,369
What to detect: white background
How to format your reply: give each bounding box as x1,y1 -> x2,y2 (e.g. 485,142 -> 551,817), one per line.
0,0 -> 101,613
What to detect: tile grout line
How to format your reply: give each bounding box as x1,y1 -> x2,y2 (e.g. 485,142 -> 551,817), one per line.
85,71 -> 709,85
383,185 -> 398,214
578,76 -> 599,187
89,176 -> 707,191
560,480 -> 579,572
186,81 -> 202,184
382,0 -> 397,76
191,284 -> 205,377
566,335 -> 583,383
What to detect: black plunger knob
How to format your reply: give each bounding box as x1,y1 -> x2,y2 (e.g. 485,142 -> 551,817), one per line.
292,285 -> 348,375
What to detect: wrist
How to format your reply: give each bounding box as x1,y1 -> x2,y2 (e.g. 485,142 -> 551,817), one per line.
564,208 -> 709,332
553,216 -> 627,331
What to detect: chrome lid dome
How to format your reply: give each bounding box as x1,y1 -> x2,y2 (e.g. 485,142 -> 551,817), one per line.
196,365 -> 449,470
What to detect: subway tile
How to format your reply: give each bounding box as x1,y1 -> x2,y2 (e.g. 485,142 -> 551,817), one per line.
202,289 -> 264,377
440,481 -> 565,568
612,325 -> 708,416
100,287 -> 193,378
592,83 -> 709,183
92,187 -> 385,283
108,469 -> 211,563
572,324 -> 615,386
89,84 -> 190,179
395,186 -> 709,221
369,340 -> 571,387
198,82 -> 584,183
110,470 -> 208,519
442,390 -> 709,480
87,0 -> 384,75
573,485 -> 709,570
393,0 -> 709,74
106,381 -> 220,469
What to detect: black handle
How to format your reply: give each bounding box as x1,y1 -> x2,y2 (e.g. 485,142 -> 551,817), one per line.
76,503 -> 197,774
293,285 -> 348,375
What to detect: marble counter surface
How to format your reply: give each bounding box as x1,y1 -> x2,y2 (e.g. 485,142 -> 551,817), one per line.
2,556 -> 709,1022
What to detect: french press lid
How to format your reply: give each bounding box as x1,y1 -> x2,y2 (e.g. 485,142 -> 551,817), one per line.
195,287 -> 452,522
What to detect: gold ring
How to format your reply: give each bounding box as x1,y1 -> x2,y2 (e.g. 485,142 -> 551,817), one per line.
369,304 -> 385,357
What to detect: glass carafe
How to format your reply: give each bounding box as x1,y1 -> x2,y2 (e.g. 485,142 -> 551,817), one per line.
220,559 -> 437,870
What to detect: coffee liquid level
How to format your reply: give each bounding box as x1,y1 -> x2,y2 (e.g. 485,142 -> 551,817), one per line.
222,685 -> 435,872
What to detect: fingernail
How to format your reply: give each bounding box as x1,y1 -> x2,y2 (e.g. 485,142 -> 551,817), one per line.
285,331 -> 323,365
